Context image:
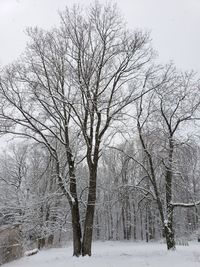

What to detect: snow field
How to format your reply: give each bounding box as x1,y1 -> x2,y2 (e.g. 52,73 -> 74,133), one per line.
3,241 -> 200,267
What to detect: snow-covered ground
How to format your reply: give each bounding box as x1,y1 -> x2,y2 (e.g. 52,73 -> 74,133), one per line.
3,241 -> 200,267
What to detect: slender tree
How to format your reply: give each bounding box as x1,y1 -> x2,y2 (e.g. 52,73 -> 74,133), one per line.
136,65 -> 200,249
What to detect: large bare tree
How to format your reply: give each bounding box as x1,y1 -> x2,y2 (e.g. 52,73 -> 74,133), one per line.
0,2 -> 153,256
59,2 -> 154,256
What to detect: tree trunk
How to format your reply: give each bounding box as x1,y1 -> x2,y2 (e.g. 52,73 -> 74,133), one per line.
149,209 -> 155,240
71,201 -> 82,256
55,152 -> 82,256
47,234 -> 54,247
38,238 -> 45,249
96,212 -> 100,240
164,209 -> 175,250
67,150 -> 82,256
164,226 -> 175,249
140,209 -> 144,240
109,203 -> 114,240
122,207 -> 127,240
145,205 -> 149,242
82,166 -> 97,256
125,198 -> 131,240
133,204 -> 137,240
164,138 -> 176,250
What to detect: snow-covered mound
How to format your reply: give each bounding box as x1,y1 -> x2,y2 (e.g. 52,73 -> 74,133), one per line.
3,241 -> 200,267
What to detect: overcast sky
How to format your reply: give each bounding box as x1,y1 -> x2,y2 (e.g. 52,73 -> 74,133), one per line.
0,0 -> 200,72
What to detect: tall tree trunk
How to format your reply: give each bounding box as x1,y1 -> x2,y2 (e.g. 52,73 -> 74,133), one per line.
165,139 -> 176,250
62,80 -> 82,256
122,207 -> 127,240
71,201 -> 82,256
96,212 -> 100,240
125,197 -> 131,240
164,204 -> 175,250
133,204 -> 137,240
63,148 -> 82,257
109,202 -> 114,240
148,208 -> 154,240
140,209 -> 144,240
82,165 -> 97,256
68,158 -> 82,257
145,205 -> 149,242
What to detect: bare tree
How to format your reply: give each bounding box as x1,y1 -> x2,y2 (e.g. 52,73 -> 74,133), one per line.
136,64 -> 200,249
0,28 -> 82,255
0,2 -> 153,256
59,1 -> 154,256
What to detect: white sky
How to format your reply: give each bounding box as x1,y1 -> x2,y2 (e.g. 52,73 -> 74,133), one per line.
0,0 -> 199,149
0,0 -> 200,71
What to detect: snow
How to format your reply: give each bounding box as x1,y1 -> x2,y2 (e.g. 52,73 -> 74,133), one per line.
24,248 -> 39,257
3,241 -> 200,267
164,219 -> 168,225
171,201 -> 200,208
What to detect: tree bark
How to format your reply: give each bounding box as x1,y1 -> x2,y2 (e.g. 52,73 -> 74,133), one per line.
68,157 -> 82,257
82,165 -> 97,256
71,201 -> 82,256
164,204 -> 175,250
164,139 -> 176,250
133,204 -> 137,240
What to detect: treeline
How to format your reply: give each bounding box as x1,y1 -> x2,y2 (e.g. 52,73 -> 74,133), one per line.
0,1 -> 200,258
0,139 -> 199,253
